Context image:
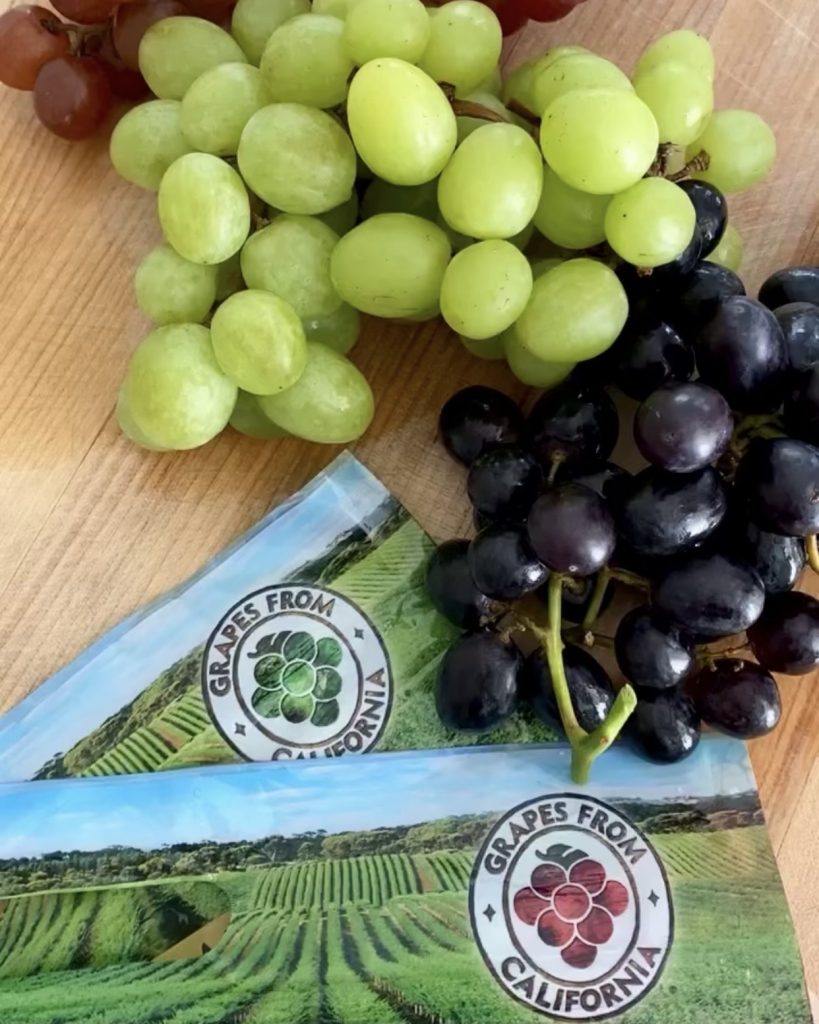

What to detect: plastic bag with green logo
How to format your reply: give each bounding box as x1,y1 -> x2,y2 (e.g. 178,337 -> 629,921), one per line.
0,453 -> 554,782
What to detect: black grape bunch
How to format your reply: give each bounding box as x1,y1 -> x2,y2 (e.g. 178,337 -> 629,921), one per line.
428,262 -> 819,785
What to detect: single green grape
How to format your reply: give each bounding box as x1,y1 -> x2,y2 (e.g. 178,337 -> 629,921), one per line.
303,303 -> 361,354
508,221 -> 534,253
258,342 -> 374,443
540,88 -> 659,196
532,53 -> 632,115
360,178 -> 438,221
533,166 -> 611,250
687,109 -> 777,194
158,153 -> 250,265
237,103 -> 357,214
312,0 -> 364,14
504,328 -> 576,388
330,212 -> 451,318
230,390 -> 290,439
635,29 -> 714,82
116,391 -> 168,451
471,64 -> 502,98
436,212 -> 473,254
135,244 -> 217,325
500,58 -> 537,113
215,252 -> 245,300
318,193 -> 359,235
459,334 -> 505,360
260,14 -> 352,109
604,177 -> 696,267
343,0 -> 430,64
419,1 -> 502,96
531,257 -> 564,278
633,60 -> 713,146
347,58 -> 457,186
240,215 -> 341,319
120,324 -> 237,450
456,91 -> 510,144
231,0 -> 309,65
138,16 -> 247,100
180,63 -> 269,156
440,240 -> 533,340
438,123 -> 543,240
515,258 -> 628,363
706,222 -> 743,272
211,289 -> 307,395
109,100 -> 192,191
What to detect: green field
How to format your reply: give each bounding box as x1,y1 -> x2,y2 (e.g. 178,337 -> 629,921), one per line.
0,828 -> 809,1024
40,518 -> 554,782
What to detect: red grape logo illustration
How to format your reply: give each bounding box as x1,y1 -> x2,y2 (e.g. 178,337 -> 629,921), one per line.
470,794 -> 673,1021
513,846 -> 629,970
203,585 -> 392,762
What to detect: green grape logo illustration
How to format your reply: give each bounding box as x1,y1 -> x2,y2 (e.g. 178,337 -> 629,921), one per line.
250,630 -> 344,727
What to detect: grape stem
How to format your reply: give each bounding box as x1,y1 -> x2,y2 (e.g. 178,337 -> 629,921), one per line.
506,99 -> 541,127
581,569 -> 611,631
667,150 -> 711,182
439,82 -> 540,141
806,535 -> 819,574
535,575 -> 637,785
608,567 -> 650,591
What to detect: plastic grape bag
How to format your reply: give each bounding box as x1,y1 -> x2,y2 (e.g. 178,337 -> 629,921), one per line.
0,739 -> 810,1023
0,453 -> 554,783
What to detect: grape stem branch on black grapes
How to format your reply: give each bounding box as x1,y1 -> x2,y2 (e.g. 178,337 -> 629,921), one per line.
806,535 -> 819,574
525,577 -> 637,785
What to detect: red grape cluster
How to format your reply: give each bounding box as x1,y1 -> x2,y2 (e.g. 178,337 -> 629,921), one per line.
476,0 -> 587,36
429,255 -> 819,783
0,0 -> 236,141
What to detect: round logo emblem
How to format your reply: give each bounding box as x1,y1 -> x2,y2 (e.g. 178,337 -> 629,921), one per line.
470,794 -> 673,1021
202,585 -> 392,761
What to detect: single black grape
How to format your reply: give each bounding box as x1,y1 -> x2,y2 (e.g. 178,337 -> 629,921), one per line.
467,446 -> 543,521
555,460 -> 631,503
525,383 -> 619,469
611,319 -> 695,401
614,606 -> 695,692
615,466 -> 727,557
524,645 -> 615,734
653,225 -> 704,279
734,437 -> 819,537
759,265 -> 819,310
468,523 -> 547,600
677,180 -> 728,256
426,540 -> 496,630
435,632 -> 522,732
666,261 -> 745,335
634,382 -> 733,473
731,518 -> 805,594
439,386 -> 523,465
528,483 -> 616,577
784,364 -> 819,447
748,590 -> 819,675
652,551 -> 765,639
774,302 -> 819,374
694,296 -> 788,412
629,690 -> 701,764
691,659 -> 781,738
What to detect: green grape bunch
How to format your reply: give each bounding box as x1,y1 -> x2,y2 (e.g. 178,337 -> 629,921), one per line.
107,3 -> 777,455
250,629 -> 345,727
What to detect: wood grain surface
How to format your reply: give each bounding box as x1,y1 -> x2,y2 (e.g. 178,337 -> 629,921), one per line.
0,0 -> 817,1013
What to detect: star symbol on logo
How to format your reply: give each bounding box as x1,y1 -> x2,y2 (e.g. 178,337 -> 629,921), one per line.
483,904 -> 496,922
235,723 -> 246,736
648,890 -> 660,907
354,628 -> 365,639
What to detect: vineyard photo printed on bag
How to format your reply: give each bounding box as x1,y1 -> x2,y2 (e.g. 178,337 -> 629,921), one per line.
0,740 -> 810,1023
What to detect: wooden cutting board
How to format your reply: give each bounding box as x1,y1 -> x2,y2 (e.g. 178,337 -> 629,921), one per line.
0,0 -> 817,1013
